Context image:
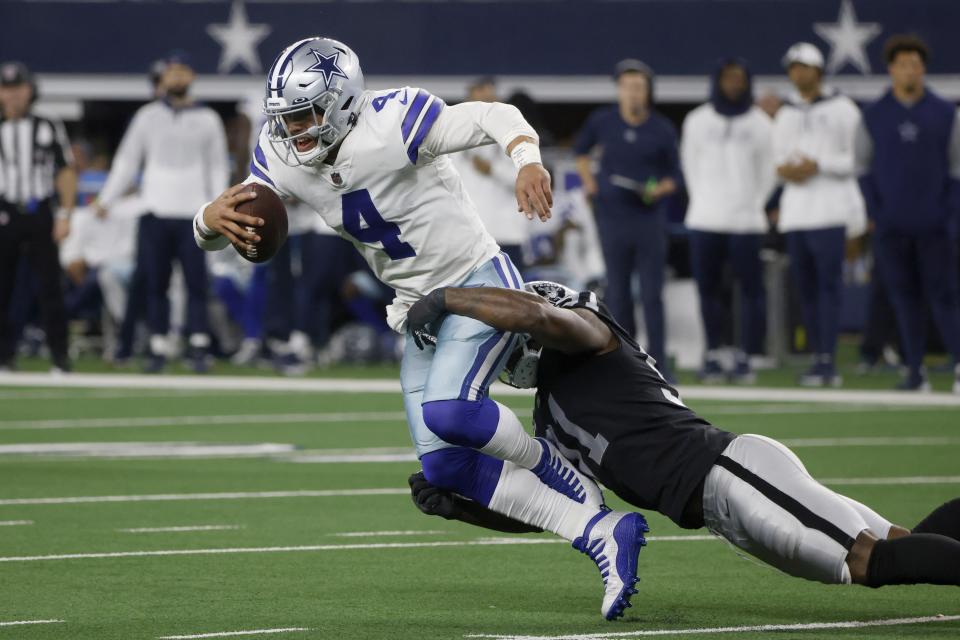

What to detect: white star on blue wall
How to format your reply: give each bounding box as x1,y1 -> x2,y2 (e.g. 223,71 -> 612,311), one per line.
813,0 -> 882,74
206,0 -> 271,74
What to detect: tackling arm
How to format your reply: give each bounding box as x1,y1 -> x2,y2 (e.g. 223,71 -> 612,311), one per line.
409,286 -> 614,355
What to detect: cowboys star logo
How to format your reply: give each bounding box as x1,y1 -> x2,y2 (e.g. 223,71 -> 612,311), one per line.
305,49 -> 348,87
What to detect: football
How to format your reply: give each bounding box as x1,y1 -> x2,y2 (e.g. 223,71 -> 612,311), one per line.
233,183 -> 288,264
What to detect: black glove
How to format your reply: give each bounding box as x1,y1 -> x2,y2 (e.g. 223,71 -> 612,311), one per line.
407,288 -> 447,350
408,471 -> 458,519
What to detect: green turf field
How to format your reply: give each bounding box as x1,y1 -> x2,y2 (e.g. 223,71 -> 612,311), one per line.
1,378 -> 958,639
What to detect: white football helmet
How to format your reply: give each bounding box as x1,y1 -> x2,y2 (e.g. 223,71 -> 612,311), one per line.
499,281 -> 581,389
263,37 -> 365,167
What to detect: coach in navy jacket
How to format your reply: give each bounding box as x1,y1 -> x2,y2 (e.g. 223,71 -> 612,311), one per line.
856,35 -> 960,392
574,59 -> 680,378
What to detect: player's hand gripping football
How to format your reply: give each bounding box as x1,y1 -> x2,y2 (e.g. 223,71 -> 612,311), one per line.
516,163 -> 553,222
202,184 -> 265,249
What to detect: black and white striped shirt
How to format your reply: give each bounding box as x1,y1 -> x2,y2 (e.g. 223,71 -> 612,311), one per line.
0,113 -> 73,210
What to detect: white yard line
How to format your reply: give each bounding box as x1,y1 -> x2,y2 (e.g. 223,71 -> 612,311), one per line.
780,436 -> 960,447
330,530 -> 448,537
0,519 -> 32,526
119,525 -> 244,533
0,538 -> 561,562
640,535 -> 716,542
0,412 -> 408,431
0,389 -> 275,401
285,452 -> 416,463
0,488 -> 409,506
0,535 -> 715,563
819,475 -> 960,485
3,475 -> 958,508
158,628 -> 309,639
3,372 -> 960,406
0,619 -> 63,627
464,614 -> 960,640
701,403 -> 944,415
680,386 -> 960,407
0,442 -> 295,458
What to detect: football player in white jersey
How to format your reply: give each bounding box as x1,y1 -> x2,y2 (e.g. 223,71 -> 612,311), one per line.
192,37 -> 648,620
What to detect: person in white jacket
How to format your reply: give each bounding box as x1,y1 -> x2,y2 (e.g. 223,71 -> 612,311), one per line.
454,77 -> 533,268
95,52 -> 230,373
682,58 -> 775,384
773,43 -> 866,387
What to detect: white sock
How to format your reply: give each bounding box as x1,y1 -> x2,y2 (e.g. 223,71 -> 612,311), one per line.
487,460 -> 596,541
479,401 -> 543,470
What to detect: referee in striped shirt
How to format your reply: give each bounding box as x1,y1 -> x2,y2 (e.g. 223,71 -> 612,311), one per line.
0,62 -> 76,372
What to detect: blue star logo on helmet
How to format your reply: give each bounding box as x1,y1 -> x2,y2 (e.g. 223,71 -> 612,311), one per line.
305,49 -> 347,87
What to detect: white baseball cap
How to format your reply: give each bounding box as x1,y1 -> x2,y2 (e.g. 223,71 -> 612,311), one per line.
782,42 -> 825,70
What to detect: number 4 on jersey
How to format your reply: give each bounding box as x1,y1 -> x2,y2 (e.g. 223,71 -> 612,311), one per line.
341,189 -> 416,260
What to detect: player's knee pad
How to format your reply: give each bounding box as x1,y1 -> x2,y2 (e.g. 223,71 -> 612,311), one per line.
421,398 -> 498,449
419,447 -> 504,506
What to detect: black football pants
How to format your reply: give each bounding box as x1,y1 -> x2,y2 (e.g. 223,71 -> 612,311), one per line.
0,205 -> 68,363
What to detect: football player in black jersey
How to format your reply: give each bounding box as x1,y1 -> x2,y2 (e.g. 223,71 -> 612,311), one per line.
406,281 -> 960,590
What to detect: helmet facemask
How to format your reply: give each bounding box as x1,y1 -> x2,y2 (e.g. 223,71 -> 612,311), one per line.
265,89 -> 345,167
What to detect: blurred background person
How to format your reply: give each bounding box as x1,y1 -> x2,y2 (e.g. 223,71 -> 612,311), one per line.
756,90 -> 783,120
59,192 -> 139,358
258,202 -> 327,375
574,59 -> 680,379
681,58 -> 775,384
773,43 -> 866,387
111,60 -> 168,366
454,77 -> 531,269
94,51 -> 229,373
0,61 -> 76,372
857,35 -> 960,393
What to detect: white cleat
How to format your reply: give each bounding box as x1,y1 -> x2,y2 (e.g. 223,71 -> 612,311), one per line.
573,509 -> 649,621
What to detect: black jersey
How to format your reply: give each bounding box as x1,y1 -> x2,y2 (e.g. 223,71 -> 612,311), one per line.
532,292 -> 736,528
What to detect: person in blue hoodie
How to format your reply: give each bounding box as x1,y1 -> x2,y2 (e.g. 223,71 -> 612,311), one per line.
857,35 -> 960,393
574,59 -> 681,381
681,58 -> 775,384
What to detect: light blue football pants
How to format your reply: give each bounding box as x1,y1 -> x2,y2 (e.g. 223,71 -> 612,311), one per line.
400,251 -> 523,456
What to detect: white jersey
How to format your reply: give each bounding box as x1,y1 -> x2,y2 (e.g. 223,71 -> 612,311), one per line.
196,87 -> 538,332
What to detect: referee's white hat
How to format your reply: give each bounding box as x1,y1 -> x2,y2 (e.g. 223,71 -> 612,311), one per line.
782,42 -> 825,70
